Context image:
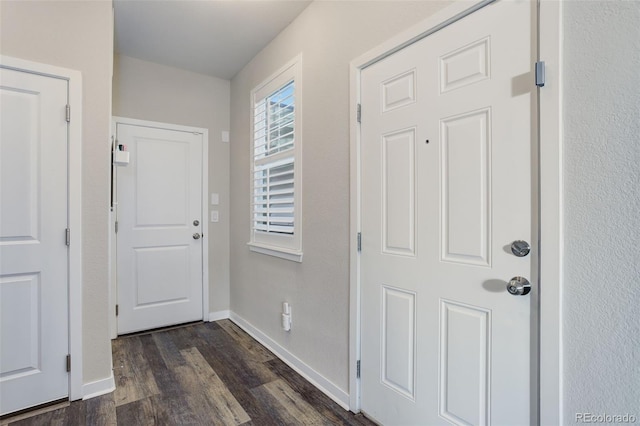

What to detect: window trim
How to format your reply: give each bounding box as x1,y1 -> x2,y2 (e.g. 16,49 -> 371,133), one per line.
248,54 -> 303,262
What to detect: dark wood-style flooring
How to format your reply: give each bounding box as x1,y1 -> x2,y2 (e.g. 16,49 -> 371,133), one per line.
2,320 -> 374,426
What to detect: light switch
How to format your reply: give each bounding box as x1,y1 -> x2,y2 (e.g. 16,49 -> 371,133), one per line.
211,193 -> 219,205
211,210 -> 219,223
221,131 -> 230,143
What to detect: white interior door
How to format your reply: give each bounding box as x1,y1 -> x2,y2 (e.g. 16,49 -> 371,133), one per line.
116,122 -> 203,335
360,1 -> 537,424
0,68 -> 69,415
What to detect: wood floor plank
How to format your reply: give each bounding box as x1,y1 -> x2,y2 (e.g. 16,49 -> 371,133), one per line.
194,326 -> 278,389
138,333 -> 188,400
116,394 -> 204,426
176,347 -> 251,425
161,321 -> 225,355
112,336 -> 160,407
85,394 -> 117,426
152,330 -> 188,368
265,359 -> 375,426
252,379 -> 334,426
162,394 -> 205,425
63,400 -> 87,426
115,396 -> 163,426
216,320 -> 274,363
192,342 -> 288,425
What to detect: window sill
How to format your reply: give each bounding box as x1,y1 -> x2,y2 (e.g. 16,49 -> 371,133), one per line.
247,242 -> 303,263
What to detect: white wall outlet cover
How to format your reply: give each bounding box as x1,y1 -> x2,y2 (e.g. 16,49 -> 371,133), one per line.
221,131 -> 230,143
211,193 -> 219,205
211,210 -> 219,222
282,313 -> 291,331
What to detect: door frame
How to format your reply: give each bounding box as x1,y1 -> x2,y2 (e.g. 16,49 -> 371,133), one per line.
348,1 -> 563,423
109,116 -> 209,337
0,55 -> 84,401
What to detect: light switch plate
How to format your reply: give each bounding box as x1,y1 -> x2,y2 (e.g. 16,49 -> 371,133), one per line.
211,193 -> 219,205
211,210 -> 219,223
221,131 -> 230,143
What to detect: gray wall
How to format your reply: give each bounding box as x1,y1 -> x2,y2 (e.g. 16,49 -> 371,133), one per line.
0,0 -> 114,384
113,54 -> 231,315
562,1 -> 640,420
230,1 -> 450,393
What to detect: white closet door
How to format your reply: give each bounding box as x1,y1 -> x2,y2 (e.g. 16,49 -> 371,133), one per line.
1,67 -> 69,415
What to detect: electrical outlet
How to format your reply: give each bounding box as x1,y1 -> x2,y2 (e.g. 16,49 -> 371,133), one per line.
211,210 -> 219,222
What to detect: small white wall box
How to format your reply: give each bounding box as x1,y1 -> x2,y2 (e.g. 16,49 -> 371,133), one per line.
114,146 -> 130,166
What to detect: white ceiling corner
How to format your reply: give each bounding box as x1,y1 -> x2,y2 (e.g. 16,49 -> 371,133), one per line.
114,0 -> 313,80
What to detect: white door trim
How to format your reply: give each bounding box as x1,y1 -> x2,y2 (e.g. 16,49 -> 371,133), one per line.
0,55 -> 83,401
537,1 -> 564,423
348,1 -> 563,422
110,116 -> 209,337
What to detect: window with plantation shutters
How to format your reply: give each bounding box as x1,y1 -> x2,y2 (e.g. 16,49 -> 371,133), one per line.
249,56 -> 302,262
253,82 -> 295,234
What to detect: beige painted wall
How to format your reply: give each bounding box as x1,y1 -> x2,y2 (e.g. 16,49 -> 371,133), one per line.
113,55 -> 231,315
230,1 -> 450,392
0,1 -> 114,383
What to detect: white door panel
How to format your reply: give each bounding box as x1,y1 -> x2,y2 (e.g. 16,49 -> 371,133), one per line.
0,68 -> 69,415
116,123 -> 203,334
360,1 -> 537,424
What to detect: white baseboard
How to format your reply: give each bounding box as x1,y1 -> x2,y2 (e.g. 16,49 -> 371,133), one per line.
209,310 -> 230,322
228,312 -> 350,410
82,373 -> 115,400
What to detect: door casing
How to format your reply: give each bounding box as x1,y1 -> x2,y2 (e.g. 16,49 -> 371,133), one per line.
0,55 -> 83,401
109,116 -> 209,338
348,1 -> 563,423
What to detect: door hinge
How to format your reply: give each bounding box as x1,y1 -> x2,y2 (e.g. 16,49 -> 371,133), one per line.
66,354 -> 71,372
535,61 -> 546,87
115,304 -> 119,316
357,103 -> 362,123
115,221 -> 118,234
356,360 -> 361,378
66,104 -> 71,123
357,232 -> 362,252
65,228 -> 70,246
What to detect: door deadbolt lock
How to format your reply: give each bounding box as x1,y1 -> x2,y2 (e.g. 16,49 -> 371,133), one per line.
193,220 -> 200,226
193,233 -> 201,240
510,240 -> 531,257
507,276 -> 531,296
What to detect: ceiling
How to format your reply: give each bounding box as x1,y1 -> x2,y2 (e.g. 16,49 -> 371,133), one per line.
113,0 -> 313,80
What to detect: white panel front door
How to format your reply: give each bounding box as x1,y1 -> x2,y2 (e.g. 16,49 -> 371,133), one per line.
0,68 -> 69,415
116,123 -> 203,334
360,1 -> 537,424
